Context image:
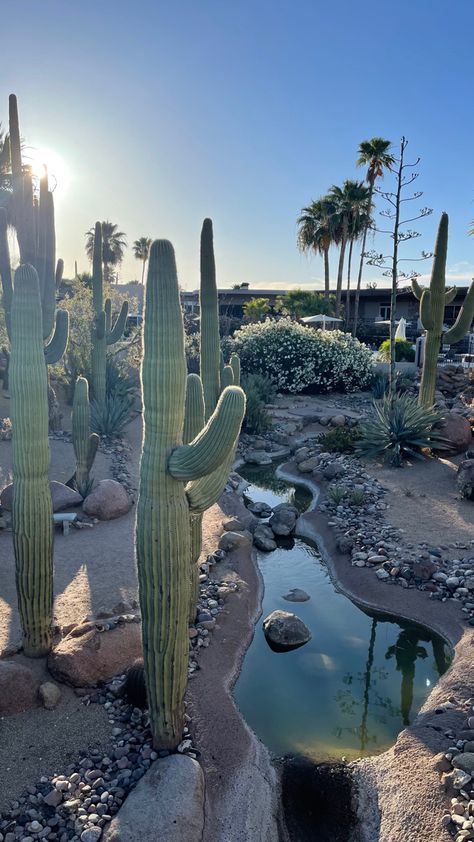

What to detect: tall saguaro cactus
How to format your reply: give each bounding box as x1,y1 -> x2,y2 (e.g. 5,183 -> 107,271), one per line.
136,239 -> 245,749
413,213 -> 474,408
200,218 -> 220,419
90,222 -> 129,403
72,376 -> 99,496
10,265 -> 54,657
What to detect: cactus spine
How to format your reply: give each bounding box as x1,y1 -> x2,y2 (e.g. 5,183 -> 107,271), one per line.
90,222 -> 129,403
200,219 -> 220,419
413,213 -> 474,408
10,265 -> 53,656
72,376 -> 99,496
136,239 -> 245,749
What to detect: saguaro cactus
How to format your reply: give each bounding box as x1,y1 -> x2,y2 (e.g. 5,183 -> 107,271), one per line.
136,239 -> 245,749
10,265 -> 53,657
90,222 -> 129,404
72,376 -> 99,496
200,218 -> 221,419
413,213 -> 474,408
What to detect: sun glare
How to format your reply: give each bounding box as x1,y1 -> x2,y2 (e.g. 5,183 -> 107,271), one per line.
24,146 -> 71,194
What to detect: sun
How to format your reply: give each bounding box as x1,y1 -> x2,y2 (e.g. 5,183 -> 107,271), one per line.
24,146 -> 71,194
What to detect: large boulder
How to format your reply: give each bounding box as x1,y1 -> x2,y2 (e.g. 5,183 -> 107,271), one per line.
102,755 -> 204,842
244,450 -> 272,465
218,530 -> 252,552
263,610 -> 311,651
297,457 -> 319,473
48,622 -> 142,687
0,660 -> 40,715
253,524 -> 277,552
435,412 -> 473,454
269,503 -> 298,536
457,459 -> 474,500
1,480 -> 82,512
83,479 -> 132,520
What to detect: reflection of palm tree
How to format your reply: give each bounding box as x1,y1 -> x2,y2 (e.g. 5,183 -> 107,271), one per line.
385,630 -> 428,726
360,618 -> 377,752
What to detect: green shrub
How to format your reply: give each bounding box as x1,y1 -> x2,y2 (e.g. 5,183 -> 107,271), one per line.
233,318 -> 374,394
242,373 -> 276,434
356,395 -> 447,467
327,485 -> 346,504
350,488 -> 366,506
378,338 -> 415,362
319,426 -> 361,453
90,393 -> 134,436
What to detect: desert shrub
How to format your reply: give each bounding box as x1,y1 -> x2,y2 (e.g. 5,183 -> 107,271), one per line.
371,369 -> 417,400
90,393 -> 134,436
350,488 -> 366,506
185,331 -> 200,374
378,338 -> 415,362
327,485 -> 346,504
233,318 -> 374,394
220,334 -> 235,365
105,356 -> 137,400
318,426 -> 361,453
356,395 -> 447,467
242,373 -> 276,434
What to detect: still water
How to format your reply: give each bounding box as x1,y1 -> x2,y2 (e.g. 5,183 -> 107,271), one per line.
233,463 -> 451,761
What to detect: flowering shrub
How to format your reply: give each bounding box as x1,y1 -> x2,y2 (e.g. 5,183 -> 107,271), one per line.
233,318 -> 374,393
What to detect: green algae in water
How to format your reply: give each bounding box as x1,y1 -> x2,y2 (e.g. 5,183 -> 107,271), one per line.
234,463 -> 451,761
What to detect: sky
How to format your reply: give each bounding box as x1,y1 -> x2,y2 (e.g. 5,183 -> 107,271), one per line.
2,0 -> 474,291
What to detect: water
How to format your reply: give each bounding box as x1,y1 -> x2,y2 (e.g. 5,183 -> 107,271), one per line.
234,462 -> 451,761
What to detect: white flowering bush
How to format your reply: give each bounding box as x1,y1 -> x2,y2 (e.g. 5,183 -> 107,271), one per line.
233,318 -> 374,393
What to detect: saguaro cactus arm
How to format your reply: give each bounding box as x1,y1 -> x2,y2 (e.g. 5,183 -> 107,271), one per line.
221,364 -> 234,389
183,374 -> 205,444
168,385 -> 245,481
44,309 -> 69,364
444,281 -> 474,343
187,447 -> 238,514
106,299 -> 129,344
200,218 -> 220,419
418,289 -> 434,331
230,353 -> 241,385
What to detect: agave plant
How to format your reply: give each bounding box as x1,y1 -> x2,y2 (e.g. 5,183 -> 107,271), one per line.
90,393 -> 134,436
356,395 -> 448,467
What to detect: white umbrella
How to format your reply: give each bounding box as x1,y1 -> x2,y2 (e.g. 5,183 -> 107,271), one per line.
395,317 -> 407,340
301,314 -> 344,329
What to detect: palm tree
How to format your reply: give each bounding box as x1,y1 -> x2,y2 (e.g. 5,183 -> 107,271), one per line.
243,297 -> 270,322
328,180 -> 369,317
344,183 -> 371,326
352,138 -> 395,335
85,221 -> 127,283
133,236 -> 153,284
297,197 -> 336,296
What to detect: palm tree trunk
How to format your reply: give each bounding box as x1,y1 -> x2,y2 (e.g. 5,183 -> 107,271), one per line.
335,220 -> 348,317
345,237 -> 354,328
324,248 -> 330,297
141,259 -> 146,284
352,183 -> 374,337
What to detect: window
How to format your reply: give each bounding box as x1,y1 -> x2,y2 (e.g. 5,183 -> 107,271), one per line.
444,304 -> 462,324
379,304 -> 391,320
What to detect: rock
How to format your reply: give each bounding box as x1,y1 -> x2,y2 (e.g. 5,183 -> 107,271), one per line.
297,457 -> 319,473
337,536 -> 354,554
38,681 -> 61,710
81,829 -> 102,842
282,588 -> 310,602
263,610 -> 311,651
247,501 -> 273,518
412,558 -> 439,581
269,504 -> 298,536
48,623 -> 142,687
0,660 -> 39,715
322,462 -> 344,480
453,753 -> 474,775
222,518 -> 244,532
457,459 -> 474,500
330,415 -> 346,428
218,531 -> 251,552
253,524 -> 277,552
294,447 -> 310,464
83,479 -> 132,520
102,755 -> 204,842
376,569 -> 389,580
1,480 -> 83,512
244,450 -> 272,465
435,412 -> 473,454
43,788 -> 63,807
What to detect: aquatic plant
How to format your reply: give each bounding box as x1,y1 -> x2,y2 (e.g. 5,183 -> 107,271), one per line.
136,239 -> 245,749
413,213 -> 474,408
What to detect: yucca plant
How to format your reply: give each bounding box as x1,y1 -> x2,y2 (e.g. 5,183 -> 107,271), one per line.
356,395 -> 448,467
90,393 -> 134,436
327,485 -> 347,504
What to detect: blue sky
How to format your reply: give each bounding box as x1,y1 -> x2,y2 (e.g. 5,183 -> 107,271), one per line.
3,0 -> 474,290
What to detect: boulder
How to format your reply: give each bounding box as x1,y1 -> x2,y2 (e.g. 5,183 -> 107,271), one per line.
294,447 -> 310,464
0,660 -> 40,715
48,622 -> 142,687
263,609 -> 311,651
218,530 -> 252,552
253,524 -> 277,552
244,450 -> 272,465
412,558 -> 439,581
269,503 -> 298,536
457,459 -> 474,500
39,681 -> 61,709
248,501 -> 273,518
322,462 -> 344,480
102,755 -> 204,842
434,412 -> 473,454
282,588 -> 310,602
297,457 -> 319,473
330,415 -> 346,428
83,479 -> 132,520
222,518 -> 245,532
1,480 -> 83,512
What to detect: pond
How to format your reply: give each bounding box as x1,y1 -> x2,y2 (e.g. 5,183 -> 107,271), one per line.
233,462 -> 451,761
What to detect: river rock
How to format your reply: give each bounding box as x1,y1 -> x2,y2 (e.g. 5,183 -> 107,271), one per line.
282,588 -> 310,602
0,660 -> 40,715
269,503 -> 298,536
330,415 -> 346,427
453,753 -> 474,776
1,480 -> 83,512
457,459 -> 474,500
102,755 -> 204,842
263,610 -> 311,651
39,681 -> 61,709
218,530 -> 252,552
412,558 -> 439,581
83,479 -> 132,520
322,462 -> 344,480
253,524 -> 277,552
48,622 -> 142,687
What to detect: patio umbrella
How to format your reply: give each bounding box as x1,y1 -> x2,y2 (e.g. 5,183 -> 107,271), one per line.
300,314 -> 344,329
395,317 -> 407,340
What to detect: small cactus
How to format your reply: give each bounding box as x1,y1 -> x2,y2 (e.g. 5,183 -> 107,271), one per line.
72,376 -> 99,497
413,213 -> 474,408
